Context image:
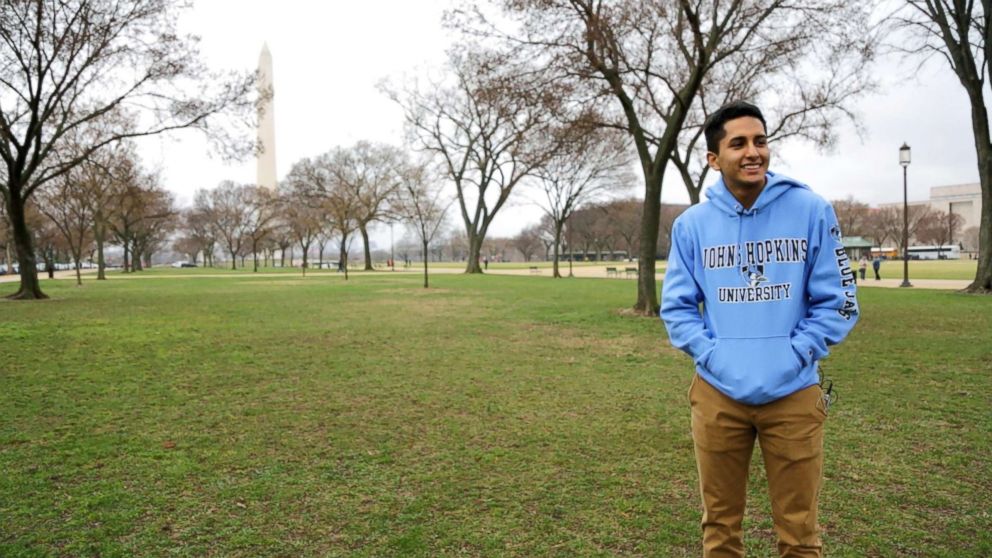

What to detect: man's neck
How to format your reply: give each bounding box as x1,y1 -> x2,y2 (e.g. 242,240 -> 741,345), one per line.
727,181 -> 766,210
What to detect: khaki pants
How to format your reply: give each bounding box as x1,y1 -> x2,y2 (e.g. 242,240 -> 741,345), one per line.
689,374 -> 827,558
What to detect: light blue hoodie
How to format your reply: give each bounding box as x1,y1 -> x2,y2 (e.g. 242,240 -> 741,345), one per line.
661,171 -> 859,405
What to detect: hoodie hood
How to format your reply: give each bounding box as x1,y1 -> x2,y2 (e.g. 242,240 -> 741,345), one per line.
706,171 -> 810,216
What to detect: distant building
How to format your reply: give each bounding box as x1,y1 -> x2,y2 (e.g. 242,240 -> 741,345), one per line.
879,182 -> 982,250
841,236 -> 873,261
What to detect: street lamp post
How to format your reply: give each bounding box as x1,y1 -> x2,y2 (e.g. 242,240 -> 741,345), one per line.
899,143 -> 913,288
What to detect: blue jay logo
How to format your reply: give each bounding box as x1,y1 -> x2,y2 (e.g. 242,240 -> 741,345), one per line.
830,224 -> 843,242
740,264 -> 767,287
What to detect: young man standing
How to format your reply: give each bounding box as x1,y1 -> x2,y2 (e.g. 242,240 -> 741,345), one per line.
661,101 -> 859,557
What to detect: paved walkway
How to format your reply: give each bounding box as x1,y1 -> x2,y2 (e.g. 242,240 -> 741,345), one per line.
0,269 -> 94,284
0,266 -> 972,290
483,266 -> 972,290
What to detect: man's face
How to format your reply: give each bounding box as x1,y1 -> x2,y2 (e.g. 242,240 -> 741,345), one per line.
706,116 -> 769,192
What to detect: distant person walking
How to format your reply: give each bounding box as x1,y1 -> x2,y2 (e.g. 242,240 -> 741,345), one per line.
858,255 -> 868,282
872,256 -> 881,280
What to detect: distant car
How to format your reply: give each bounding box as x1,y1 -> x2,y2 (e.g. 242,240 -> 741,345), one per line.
171,261 -> 198,268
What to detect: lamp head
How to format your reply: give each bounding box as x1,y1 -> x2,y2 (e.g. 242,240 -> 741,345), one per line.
899,143 -> 911,167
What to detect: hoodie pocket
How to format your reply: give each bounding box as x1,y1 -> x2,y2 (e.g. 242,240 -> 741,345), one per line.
705,336 -> 804,404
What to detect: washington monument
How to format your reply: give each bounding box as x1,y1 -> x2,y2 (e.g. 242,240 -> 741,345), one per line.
257,43 -> 277,190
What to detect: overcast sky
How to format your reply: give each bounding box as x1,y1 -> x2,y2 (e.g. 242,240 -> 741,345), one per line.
138,0 -> 981,246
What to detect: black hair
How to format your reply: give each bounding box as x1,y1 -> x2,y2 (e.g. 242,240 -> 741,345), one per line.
704,101 -> 767,154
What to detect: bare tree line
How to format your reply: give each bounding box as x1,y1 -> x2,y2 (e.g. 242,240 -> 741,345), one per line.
831,197 -> 970,254
0,0 -> 256,299
4,0 -> 990,300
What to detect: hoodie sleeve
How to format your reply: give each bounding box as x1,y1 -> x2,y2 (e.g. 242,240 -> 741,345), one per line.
661,217 -> 715,365
790,203 -> 859,366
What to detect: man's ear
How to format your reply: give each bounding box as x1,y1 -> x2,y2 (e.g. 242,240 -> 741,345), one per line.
706,151 -> 720,171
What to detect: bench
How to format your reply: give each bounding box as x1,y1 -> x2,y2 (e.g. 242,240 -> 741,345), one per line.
625,267 -> 638,279
529,266 -> 540,274
606,267 -> 619,277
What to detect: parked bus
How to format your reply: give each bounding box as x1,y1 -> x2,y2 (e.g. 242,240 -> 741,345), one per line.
869,247 -> 899,259
907,245 -> 961,260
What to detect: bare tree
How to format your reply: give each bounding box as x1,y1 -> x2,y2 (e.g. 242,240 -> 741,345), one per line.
331,142 -> 404,271
455,0 -> 876,313
172,233 -> 201,265
29,202 -> 64,279
883,205 -> 935,251
0,0 -> 255,299
395,162 -> 451,288
131,190 -> 176,270
178,205 -> 217,267
533,127 -> 631,277
106,169 -> 171,272
314,229 -> 337,271
892,0 -> 990,291
37,169 -> 94,285
512,224 -> 544,262
916,209 -> 964,253
601,197 -> 642,261
286,154 -> 360,279
864,206 -> 898,250
832,197 -> 873,238
84,145 -> 129,280
281,167 -> 327,276
243,187 -> 279,272
198,183 -> 253,270
387,51 -> 557,274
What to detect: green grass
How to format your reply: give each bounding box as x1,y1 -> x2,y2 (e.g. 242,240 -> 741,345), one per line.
880,258 -> 979,280
1,272 -> 989,557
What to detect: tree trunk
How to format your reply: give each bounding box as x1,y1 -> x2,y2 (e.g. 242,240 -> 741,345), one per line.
339,236 -> 350,280
635,168 -> 664,315
552,222 -> 563,279
133,244 -> 144,271
74,255 -> 82,286
422,239 -> 429,288
94,217 -> 107,280
964,86 -> 992,292
230,250 -> 237,270
360,225 -> 374,271
5,190 -> 47,299
465,231 -> 484,273
688,187 -> 702,205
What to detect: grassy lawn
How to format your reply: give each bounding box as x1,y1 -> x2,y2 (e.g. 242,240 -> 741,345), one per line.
1,273 -> 989,557
879,258 -> 979,280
